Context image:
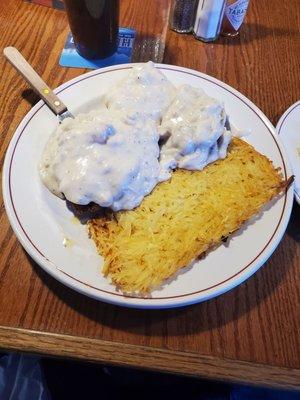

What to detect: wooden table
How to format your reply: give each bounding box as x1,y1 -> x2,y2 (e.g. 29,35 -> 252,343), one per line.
0,0 -> 299,390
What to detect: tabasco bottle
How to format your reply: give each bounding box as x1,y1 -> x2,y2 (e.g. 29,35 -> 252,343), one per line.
221,0 -> 249,37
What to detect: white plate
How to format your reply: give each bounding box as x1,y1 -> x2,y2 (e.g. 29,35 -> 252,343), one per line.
276,101 -> 300,204
2,63 -> 294,309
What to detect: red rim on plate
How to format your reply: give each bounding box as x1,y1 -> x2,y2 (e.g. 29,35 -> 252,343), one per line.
3,64 -> 294,308
276,101 -> 300,203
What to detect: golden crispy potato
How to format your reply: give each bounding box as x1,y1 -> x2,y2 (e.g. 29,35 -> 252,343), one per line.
89,138 -> 285,294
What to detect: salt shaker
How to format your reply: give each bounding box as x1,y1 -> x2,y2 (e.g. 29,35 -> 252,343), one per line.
169,0 -> 199,33
193,0 -> 226,42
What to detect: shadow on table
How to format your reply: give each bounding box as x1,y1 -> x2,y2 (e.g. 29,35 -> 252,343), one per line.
26,201 -> 298,337
164,23 -> 299,65
286,201 -> 300,243
216,22 -> 299,46
22,89 -> 40,108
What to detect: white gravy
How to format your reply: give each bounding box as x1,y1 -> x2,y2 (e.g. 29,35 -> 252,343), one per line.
40,62 -> 233,211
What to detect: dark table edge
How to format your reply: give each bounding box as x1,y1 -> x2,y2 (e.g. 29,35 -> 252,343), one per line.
0,325 -> 298,390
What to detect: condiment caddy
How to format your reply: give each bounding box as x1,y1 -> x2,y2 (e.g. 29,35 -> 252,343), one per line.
169,0 -> 250,42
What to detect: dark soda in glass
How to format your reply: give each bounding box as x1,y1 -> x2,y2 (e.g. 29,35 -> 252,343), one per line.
64,0 -> 119,59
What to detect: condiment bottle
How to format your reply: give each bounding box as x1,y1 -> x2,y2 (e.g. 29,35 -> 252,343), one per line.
169,0 -> 199,33
193,0 -> 226,42
220,0 -> 250,37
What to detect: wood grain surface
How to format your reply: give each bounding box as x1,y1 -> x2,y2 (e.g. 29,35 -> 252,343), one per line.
0,0 -> 299,389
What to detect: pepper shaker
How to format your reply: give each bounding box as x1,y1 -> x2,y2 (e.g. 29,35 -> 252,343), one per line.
169,0 -> 199,33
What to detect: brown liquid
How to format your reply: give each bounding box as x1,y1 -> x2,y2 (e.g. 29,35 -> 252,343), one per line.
64,0 -> 119,59
220,16 -> 240,36
220,0 -> 249,37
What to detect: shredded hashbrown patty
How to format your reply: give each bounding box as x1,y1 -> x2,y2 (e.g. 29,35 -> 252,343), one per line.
88,137 -> 286,294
